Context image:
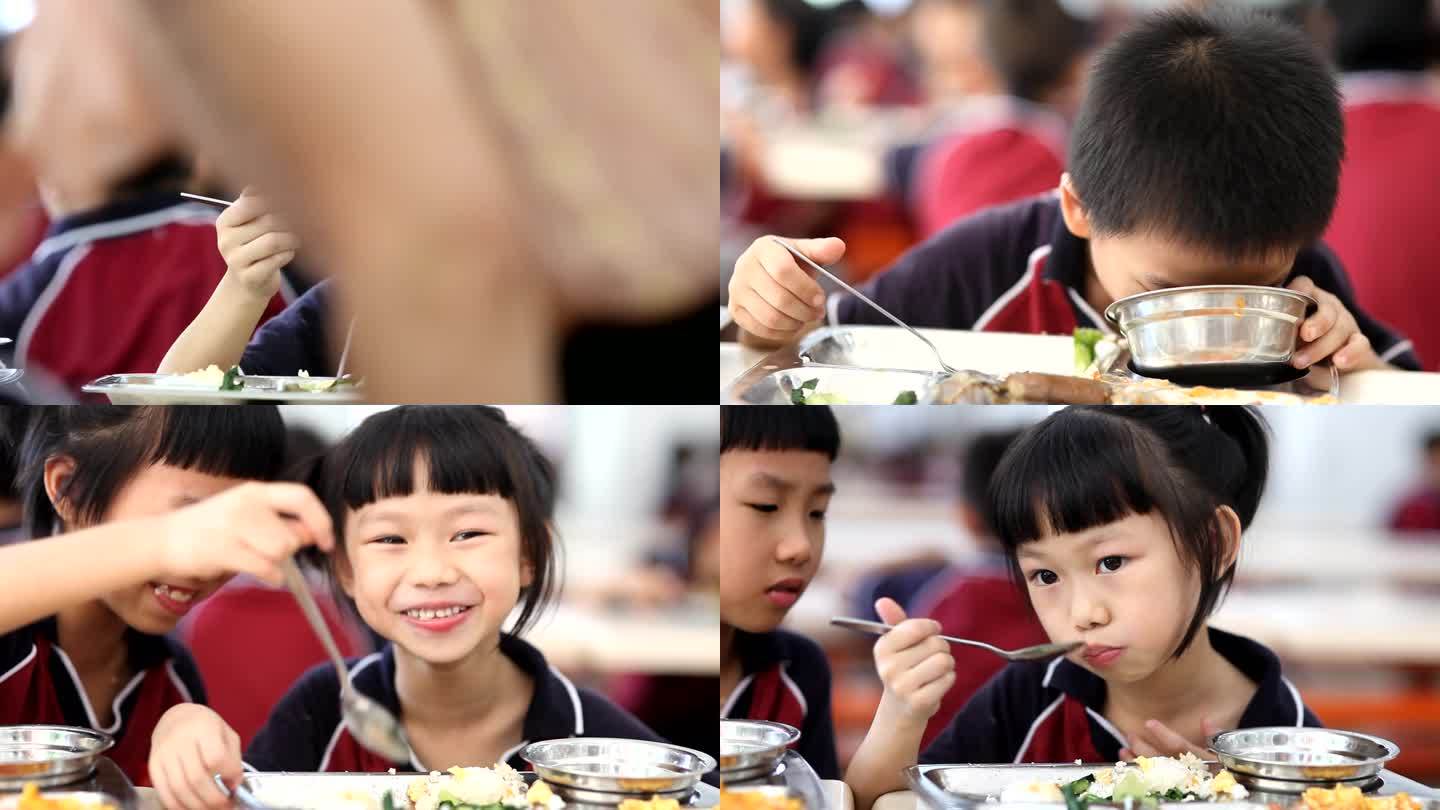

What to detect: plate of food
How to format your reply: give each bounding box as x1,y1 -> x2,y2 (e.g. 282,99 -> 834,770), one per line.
239,764 -> 564,810
82,365 -> 362,404
0,784 -> 120,810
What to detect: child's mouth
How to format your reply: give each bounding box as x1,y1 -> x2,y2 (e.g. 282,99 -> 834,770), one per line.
399,603 -> 474,633
1082,645 -> 1124,667
764,578 -> 806,609
150,582 -> 199,617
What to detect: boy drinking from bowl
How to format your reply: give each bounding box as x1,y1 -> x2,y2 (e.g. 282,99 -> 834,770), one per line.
721,405 -> 841,780
727,7 -> 1420,374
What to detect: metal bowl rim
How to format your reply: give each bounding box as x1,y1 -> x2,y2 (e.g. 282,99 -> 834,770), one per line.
0,725 -> 115,762
1209,727 -> 1401,766
521,738 -> 718,777
1104,285 -> 1318,326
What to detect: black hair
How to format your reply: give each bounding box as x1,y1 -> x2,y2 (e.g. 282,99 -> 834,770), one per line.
1326,0 -> 1434,72
759,0 -> 866,76
1424,430 -> 1440,455
0,407 -> 32,502
309,406 -> 559,636
989,406 -> 1269,658
721,405 -> 840,460
959,429 -> 1023,537
1068,6 -> 1344,262
980,0 -> 1096,102
19,406 -> 287,538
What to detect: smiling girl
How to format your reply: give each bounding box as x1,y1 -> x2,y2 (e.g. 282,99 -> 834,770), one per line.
0,407 -> 333,787
844,407 -> 1321,810
149,406 -> 661,810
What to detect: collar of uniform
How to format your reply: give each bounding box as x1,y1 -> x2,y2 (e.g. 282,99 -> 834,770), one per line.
30,616 -> 177,673
734,629 -> 790,678
1041,626 -> 1304,725
45,192 -> 208,240
351,633 -> 586,764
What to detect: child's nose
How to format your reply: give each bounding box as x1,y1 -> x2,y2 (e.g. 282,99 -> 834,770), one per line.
408,545 -> 460,586
1069,589 -> 1110,630
774,526 -> 814,566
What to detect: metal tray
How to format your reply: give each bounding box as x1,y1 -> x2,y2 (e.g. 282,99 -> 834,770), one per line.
1095,342 -> 1340,404
240,769 -> 719,810
904,763 -> 1440,810
0,726 -> 114,791
727,364 -> 944,405
1210,728 -> 1399,784
82,374 -> 362,404
722,751 -> 825,810
524,739 -> 717,804
721,721 -> 801,783
0,790 -> 122,808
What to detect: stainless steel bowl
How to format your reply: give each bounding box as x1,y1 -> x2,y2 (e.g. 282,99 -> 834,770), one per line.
1104,285 -> 1316,375
1210,727 -> 1399,784
523,738 -> 716,804
720,720 -> 801,783
0,726 -> 114,790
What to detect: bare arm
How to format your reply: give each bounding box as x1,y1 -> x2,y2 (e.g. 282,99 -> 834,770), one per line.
0,517 -> 163,635
157,273 -> 270,373
845,697 -> 932,810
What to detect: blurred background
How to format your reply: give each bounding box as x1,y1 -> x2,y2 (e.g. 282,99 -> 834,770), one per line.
0,405 -> 720,758
720,0 -> 1440,373
778,406 -> 1440,786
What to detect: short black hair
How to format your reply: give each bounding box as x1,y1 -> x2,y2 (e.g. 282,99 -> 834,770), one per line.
310,406 -> 559,636
990,406 -> 1269,659
760,0 -> 867,76
1069,7 -> 1344,261
980,0 -> 1095,102
19,406 -> 287,538
960,429 -> 1023,537
722,405 -> 840,460
1425,430 -> 1440,454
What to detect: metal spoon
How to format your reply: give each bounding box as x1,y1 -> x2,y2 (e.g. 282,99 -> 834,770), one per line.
279,558 -> 412,762
769,236 -> 959,375
831,617 -> 1083,662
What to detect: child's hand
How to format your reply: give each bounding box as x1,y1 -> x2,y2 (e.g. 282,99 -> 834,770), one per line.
155,482 -> 334,586
1286,277 -> 1385,372
872,597 -> 955,724
727,236 -> 845,345
1119,718 -> 1222,760
215,186 -> 300,301
149,703 -> 243,810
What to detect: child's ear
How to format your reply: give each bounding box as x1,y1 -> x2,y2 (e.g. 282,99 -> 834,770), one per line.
42,456 -> 78,527
519,555 -> 535,589
1214,505 -> 1243,573
333,555 -> 356,598
1058,173 -> 1093,240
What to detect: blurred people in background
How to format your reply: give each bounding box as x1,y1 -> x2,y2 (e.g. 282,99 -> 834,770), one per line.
910,430 -> 1045,748
1390,430 -> 1440,535
912,0 -> 1096,237
1322,0 -> 1440,371
0,0 -> 293,396
908,0 -> 999,105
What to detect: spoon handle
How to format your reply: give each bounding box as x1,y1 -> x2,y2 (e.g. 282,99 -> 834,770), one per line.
280,557 -> 350,680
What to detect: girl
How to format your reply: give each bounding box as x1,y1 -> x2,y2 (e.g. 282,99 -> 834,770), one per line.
0,406 -> 334,787
844,407 -> 1322,810
719,406 -> 842,780
150,406 -> 662,810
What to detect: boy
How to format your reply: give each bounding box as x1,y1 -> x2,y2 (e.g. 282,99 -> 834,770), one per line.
728,7 -> 1421,374
720,405 -> 841,780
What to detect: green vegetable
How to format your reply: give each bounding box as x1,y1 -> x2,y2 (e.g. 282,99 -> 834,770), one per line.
1074,327 -> 1104,374
801,378 -> 819,391
1062,780 -> 1084,810
219,365 -> 244,391
382,793 -> 399,810
1113,771 -> 1148,804
892,390 -> 918,404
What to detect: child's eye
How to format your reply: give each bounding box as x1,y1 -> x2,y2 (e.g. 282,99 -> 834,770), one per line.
369,535 -> 406,546
1029,569 -> 1058,586
1097,555 -> 1126,573
747,503 -> 778,514
452,530 -> 490,542
809,510 -> 827,521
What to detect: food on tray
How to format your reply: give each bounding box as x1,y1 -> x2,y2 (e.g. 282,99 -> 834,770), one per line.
406,765 -> 563,810
618,799 -> 683,810
1299,786 -> 1421,810
789,378 -> 848,405
1074,329 -> 1121,377
15,784 -> 117,810
718,789 -> 804,810
1106,378 -> 1336,405
176,364 -> 227,387
999,754 -> 1249,806
934,372 -> 1111,405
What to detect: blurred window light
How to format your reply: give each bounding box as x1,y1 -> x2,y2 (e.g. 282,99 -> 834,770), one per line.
0,0 -> 33,35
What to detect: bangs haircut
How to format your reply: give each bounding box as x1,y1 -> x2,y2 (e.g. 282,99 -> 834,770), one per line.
989,406 -> 1269,658
312,406 -> 559,636
1068,6 -> 1343,262
722,405 -> 840,460
19,406 -> 286,538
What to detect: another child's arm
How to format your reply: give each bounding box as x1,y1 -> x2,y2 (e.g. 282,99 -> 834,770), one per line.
0,482 -> 332,635
150,703 -> 243,810
845,598 -> 955,810
158,188 -> 300,374
727,236 -> 846,349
